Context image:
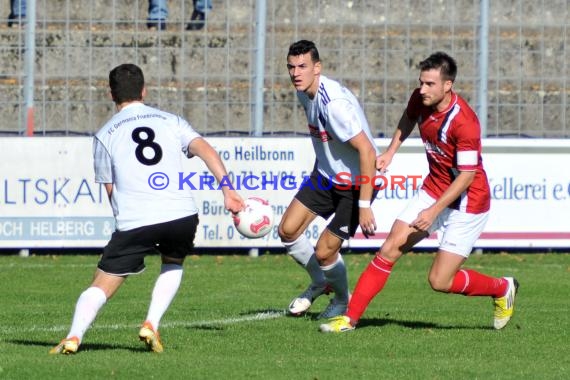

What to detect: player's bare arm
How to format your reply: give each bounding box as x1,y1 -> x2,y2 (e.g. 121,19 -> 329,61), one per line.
376,110 -> 416,172
410,170 -> 476,231
348,131 -> 378,236
104,183 -> 113,200
188,137 -> 245,213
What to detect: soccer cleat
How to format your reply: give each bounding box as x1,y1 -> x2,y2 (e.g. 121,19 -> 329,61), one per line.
319,315 -> 355,333
49,336 -> 80,355
139,321 -> 164,353
493,277 -> 519,330
317,296 -> 348,320
288,283 -> 332,316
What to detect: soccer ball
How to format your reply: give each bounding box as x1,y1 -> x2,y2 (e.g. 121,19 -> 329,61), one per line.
233,197 -> 274,239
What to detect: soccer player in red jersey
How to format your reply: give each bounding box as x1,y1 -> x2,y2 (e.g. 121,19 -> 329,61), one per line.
320,52 -> 519,333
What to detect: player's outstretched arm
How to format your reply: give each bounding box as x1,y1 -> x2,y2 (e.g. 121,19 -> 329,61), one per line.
188,137 -> 244,213
410,170 -> 475,231
377,110 -> 416,172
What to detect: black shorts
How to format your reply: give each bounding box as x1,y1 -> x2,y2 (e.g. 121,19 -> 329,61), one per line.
98,214 -> 199,276
294,171 -> 377,240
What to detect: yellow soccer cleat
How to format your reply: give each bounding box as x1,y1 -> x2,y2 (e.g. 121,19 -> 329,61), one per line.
319,315 -> 355,333
49,336 -> 80,355
493,277 -> 519,330
139,321 -> 164,353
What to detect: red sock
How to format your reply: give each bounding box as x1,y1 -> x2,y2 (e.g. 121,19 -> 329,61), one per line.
449,269 -> 507,297
346,255 -> 394,323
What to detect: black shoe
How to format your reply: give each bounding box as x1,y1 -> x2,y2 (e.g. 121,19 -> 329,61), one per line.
147,19 -> 166,31
8,14 -> 26,28
186,10 -> 205,30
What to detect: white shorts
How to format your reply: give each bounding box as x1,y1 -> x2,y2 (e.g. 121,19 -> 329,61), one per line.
397,189 -> 489,258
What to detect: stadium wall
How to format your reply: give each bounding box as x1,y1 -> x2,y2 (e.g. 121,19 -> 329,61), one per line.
0,0 -> 568,138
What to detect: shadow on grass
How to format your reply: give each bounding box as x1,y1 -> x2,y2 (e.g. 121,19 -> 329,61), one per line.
189,325 -> 225,331
8,339 -> 149,353
356,317 -> 492,330
178,307 -> 492,332
293,312 -> 492,331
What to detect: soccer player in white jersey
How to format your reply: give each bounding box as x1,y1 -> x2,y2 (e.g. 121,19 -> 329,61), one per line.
320,52 -> 519,333
278,40 -> 380,319
50,64 -> 244,354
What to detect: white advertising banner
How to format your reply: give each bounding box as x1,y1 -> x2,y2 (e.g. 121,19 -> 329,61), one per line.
0,137 -> 112,248
0,137 -> 569,249
350,139 -> 570,249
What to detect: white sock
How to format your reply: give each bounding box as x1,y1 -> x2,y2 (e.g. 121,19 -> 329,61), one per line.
321,254 -> 349,302
284,234 -> 325,285
283,234 -> 313,266
67,286 -> 107,342
144,263 -> 183,330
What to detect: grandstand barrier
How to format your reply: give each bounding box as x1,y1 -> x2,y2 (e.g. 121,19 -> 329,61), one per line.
1,137 -> 569,249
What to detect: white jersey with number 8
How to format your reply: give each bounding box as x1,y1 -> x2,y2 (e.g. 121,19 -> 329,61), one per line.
94,102 -> 201,231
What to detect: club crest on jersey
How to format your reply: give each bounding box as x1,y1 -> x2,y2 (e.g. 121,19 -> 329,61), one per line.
424,141 -> 446,157
308,124 -> 332,142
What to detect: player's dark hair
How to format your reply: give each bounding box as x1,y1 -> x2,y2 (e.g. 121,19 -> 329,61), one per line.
287,40 -> 320,63
109,64 -> 145,105
418,52 -> 457,82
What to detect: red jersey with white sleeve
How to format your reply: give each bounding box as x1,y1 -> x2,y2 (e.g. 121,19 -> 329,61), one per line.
406,88 -> 490,214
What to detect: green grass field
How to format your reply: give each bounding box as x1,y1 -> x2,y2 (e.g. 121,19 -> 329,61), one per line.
0,252 -> 568,379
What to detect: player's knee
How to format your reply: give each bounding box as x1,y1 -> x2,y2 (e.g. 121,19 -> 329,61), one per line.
314,249 -> 329,262
277,222 -> 295,242
428,274 -> 451,293
314,248 -> 338,266
378,241 -> 401,262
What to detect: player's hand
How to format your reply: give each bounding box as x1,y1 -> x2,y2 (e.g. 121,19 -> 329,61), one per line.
410,208 -> 436,231
224,191 -> 245,215
359,207 -> 377,238
375,152 -> 393,173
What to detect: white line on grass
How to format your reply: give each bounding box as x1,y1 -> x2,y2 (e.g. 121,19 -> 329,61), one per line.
0,263 -> 94,269
0,310 -> 287,336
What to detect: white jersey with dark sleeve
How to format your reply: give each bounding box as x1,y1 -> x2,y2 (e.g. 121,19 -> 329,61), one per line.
296,75 -> 379,184
93,102 -> 201,231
